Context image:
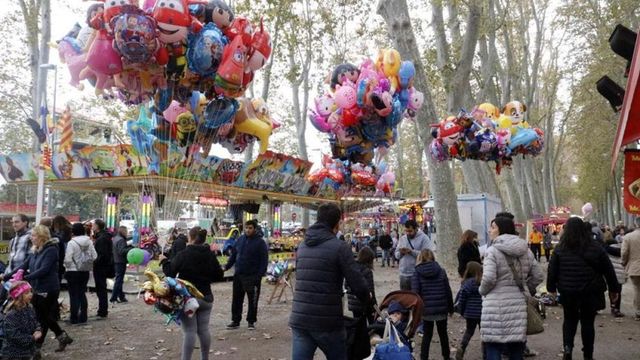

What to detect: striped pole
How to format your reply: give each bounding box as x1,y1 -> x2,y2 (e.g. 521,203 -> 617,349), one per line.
58,106 -> 73,152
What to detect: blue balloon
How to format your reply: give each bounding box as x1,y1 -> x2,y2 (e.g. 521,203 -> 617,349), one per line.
127,120 -> 152,155
385,97 -> 404,128
398,61 -> 415,89
202,97 -> 238,130
187,23 -> 228,77
509,128 -> 538,150
137,105 -> 152,132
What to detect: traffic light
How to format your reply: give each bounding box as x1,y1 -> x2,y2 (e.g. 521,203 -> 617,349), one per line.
596,75 -> 625,112
597,24 -> 638,112
609,24 -> 637,76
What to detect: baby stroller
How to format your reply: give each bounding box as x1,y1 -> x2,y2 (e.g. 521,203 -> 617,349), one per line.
370,291 -> 424,359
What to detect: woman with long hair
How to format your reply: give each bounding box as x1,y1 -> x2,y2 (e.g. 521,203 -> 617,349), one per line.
457,229 -> 481,277
52,215 -> 72,284
412,249 -> 453,360
479,217 -> 543,360
160,227 -> 224,360
547,217 -> 620,360
11,225 -> 73,357
346,247 -> 377,324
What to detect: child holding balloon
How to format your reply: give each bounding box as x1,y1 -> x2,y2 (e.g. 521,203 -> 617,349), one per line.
64,223 -> 98,324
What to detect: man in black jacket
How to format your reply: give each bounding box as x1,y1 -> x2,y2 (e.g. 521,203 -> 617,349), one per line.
224,219 -> 269,330
111,226 -> 132,303
379,230 -> 393,267
289,203 -> 370,359
92,219 -> 113,318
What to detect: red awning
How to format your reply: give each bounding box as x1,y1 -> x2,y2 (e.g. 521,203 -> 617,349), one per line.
612,28 -> 640,172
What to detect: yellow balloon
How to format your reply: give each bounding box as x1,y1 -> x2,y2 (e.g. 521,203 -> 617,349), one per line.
478,103 -> 500,120
234,98 -> 275,154
497,114 -> 518,135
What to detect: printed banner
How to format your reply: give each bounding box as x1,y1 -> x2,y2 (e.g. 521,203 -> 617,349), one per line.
0,146 -> 333,199
244,151 -> 314,196
624,149 -> 640,214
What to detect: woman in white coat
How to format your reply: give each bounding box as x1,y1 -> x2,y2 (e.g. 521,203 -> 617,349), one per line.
479,216 -> 543,360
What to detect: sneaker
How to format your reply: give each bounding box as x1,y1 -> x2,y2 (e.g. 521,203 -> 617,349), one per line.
248,323 -> 256,330
634,314 -> 640,321
523,347 -> 538,357
226,322 -> 240,330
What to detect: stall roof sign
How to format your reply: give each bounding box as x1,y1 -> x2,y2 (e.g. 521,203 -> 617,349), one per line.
612,26 -> 640,172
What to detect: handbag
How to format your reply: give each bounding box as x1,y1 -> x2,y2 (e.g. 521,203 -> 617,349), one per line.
372,319 -> 412,360
504,255 -> 545,335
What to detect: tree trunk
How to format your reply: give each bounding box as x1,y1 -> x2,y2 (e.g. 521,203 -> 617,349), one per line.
378,0 -> 462,271
395,123 -> 405,192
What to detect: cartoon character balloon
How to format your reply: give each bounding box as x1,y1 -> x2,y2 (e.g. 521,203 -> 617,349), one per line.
112,8 -> 159,64
187,22 -> 227,77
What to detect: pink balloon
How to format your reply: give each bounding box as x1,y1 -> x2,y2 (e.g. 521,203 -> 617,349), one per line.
334,84 -> 357,110
581,203 -> 593,218
57,39 -> 88,90
141,0 -> 156,12
86,32 -> 123,76
163,101 -> 188,123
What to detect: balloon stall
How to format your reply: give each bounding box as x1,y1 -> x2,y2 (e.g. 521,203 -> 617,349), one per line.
56,0 -> 277,157
428,101 -> 545,173
306,50 -> 424,196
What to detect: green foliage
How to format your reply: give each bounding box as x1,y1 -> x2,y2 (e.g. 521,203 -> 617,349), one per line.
559,0 -> 638,205
0,9 -> 36,154
49,190 -> 102,220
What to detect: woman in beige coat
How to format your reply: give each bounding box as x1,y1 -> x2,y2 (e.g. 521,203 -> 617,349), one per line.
479,216 -> 543,360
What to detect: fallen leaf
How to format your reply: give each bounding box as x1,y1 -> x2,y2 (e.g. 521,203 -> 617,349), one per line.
263,333 -> 273,339
125,346 -> 136,351
104,341 -> 112,345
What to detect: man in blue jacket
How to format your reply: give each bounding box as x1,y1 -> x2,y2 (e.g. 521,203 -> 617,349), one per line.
224,219 -> 268,330
289,203 -> 370,360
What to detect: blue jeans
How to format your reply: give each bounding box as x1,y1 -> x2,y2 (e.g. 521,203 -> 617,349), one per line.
485,342 -> 525,360
110,262 -> 127,301
291,327 -> 347,360
382,249 -> 391,266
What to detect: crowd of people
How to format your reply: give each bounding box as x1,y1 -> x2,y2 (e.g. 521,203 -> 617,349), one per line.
291,205 -> 640,360
2,206 -> 639,360
0,214 -> 126,359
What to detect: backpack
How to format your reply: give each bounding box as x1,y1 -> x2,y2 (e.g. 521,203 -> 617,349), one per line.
72,240 -> 95,272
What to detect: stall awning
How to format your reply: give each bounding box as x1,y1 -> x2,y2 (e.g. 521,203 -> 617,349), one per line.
612,27 -> 640,172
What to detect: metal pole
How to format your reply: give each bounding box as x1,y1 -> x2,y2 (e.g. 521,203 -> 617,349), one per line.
35,70 -> 47,225
46,66 -> 57,216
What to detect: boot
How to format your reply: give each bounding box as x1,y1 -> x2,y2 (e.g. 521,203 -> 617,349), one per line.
455,346 -> 465,360
562,346 -> 572,360
55,331 -> 73,352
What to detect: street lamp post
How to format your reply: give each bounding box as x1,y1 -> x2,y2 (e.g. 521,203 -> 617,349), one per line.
35,63 -> 57,224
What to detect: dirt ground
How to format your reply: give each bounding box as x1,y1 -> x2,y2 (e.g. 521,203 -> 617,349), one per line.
39,260 -> 640,360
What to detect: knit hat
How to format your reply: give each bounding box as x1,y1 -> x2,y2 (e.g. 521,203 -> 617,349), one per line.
9,281 -> 32,300
387,301 -> 408,315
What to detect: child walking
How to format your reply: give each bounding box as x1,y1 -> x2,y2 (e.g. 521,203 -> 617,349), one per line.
1,280 -> 42,360
455,261 -> 484,360
412,249 -> 453,360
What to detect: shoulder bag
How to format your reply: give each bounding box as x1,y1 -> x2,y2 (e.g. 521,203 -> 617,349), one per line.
504,254 -> 545,335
